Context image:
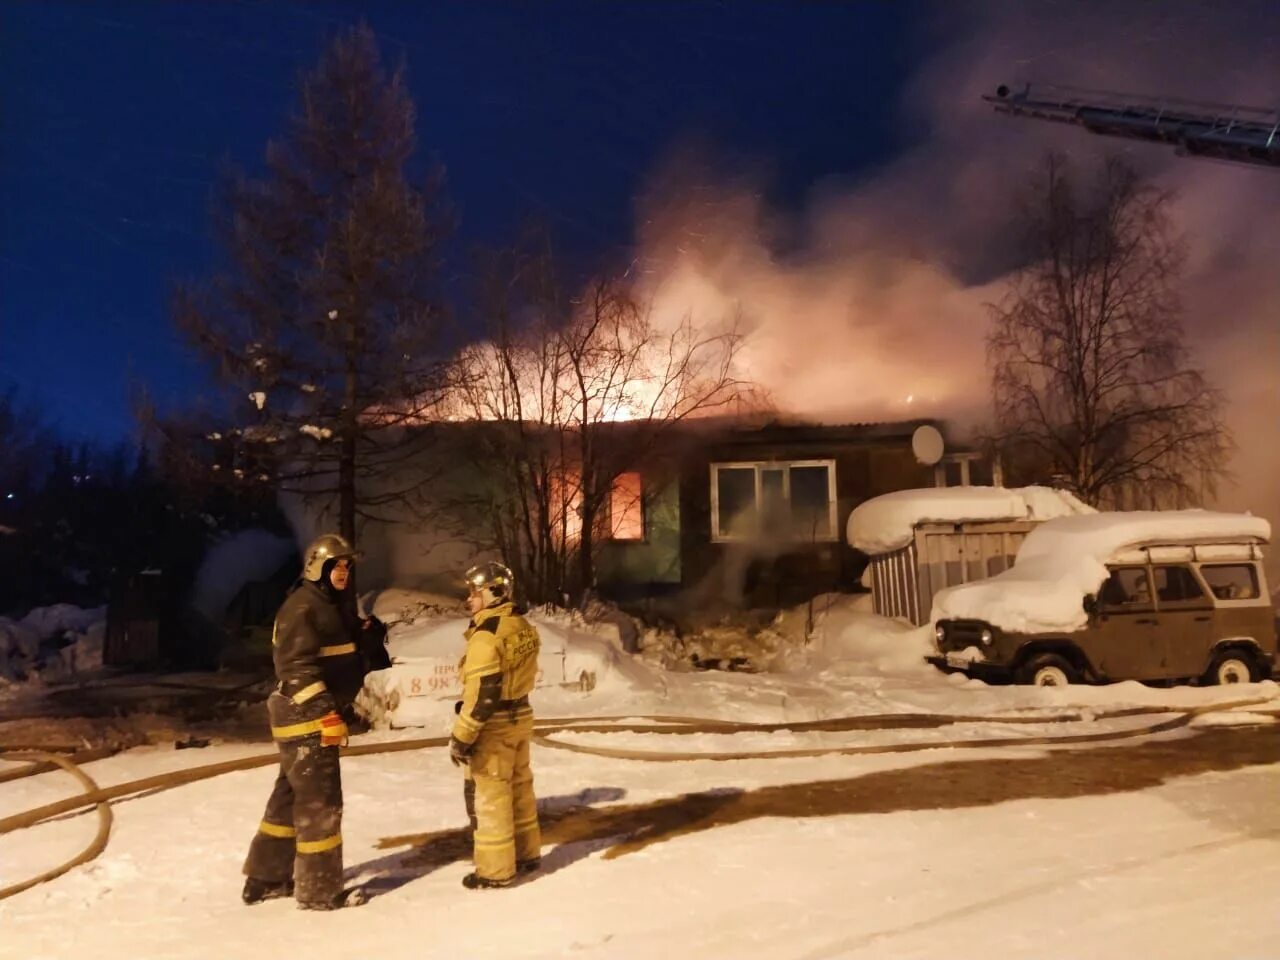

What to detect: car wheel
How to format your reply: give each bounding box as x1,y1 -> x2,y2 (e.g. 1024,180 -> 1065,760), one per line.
1206,650 -> 1260,685
1017,653 -> 1080,687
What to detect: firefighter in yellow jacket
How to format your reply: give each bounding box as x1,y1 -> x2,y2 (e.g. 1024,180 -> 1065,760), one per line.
241,533 -> 381,910
450,561 -> 543,889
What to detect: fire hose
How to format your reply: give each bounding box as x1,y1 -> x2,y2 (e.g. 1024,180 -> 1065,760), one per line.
0,751 -> 112,901
2,695 -> 1276,902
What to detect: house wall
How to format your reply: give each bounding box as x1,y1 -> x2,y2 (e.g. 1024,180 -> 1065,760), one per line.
595,477 -> 682,596
276,420 -> 980,612
678,433 -> 936,608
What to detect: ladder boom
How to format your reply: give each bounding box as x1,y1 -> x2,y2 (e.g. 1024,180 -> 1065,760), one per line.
985,83 -> 1280,169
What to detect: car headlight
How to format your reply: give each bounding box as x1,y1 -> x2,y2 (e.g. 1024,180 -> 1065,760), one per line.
935,624 -> 946,644
979,628 -> 993,646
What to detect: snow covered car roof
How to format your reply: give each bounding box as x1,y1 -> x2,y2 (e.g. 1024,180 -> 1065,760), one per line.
846,485 -> 1094,555
932,509 -> 1271,634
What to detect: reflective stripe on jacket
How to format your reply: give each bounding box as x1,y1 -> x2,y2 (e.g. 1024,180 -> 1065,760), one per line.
271,579 -> 364,713
451,602 -> 540,745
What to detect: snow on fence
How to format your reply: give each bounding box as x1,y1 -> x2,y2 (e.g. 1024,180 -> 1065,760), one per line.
849,487 -> 1094,627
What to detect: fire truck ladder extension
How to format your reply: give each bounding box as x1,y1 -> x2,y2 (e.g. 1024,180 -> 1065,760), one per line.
985,83 -> 1280,169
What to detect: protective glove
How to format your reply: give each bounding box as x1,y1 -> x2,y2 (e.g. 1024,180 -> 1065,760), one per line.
319,711 -> 349,748
449,735 -> 474,767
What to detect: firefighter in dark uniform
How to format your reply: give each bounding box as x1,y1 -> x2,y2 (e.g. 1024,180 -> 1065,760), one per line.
450,561 -> 543,888
241,533 -> 386,910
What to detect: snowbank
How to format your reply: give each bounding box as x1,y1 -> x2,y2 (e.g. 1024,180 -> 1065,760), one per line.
638,593 -> 935,678
19,603 -> 102,637
846,485 -> 1094,555
362,594 -> 661,728
803,594 -> 936,676
0,603 -> 107,687
933,510 -> 1272,633
368,587 -> 463,625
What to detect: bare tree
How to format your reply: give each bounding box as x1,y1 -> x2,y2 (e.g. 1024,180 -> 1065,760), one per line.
171,24 -> 450,543
451,237 -> 756,605
989,155 -> 1231,508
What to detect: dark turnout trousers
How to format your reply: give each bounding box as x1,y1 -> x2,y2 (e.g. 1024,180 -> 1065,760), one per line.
243,692 -> 344,904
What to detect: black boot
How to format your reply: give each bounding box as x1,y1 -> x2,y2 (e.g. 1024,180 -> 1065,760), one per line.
242,877 -> 293,905
517,858 -> 541,874
462,872 -> 512,890
297,886 -> 368,911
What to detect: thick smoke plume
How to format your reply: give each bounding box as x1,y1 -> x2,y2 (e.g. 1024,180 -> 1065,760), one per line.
629,1 -> 1279,546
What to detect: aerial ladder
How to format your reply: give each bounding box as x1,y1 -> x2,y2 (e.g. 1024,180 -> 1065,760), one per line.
984,83 -> 1280,169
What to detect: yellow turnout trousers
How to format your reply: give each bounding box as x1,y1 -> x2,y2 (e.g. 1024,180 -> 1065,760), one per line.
463,704 -> 540,882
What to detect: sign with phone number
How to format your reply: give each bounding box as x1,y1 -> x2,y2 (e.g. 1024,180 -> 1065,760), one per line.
398,659 -> 548,699
399,661 -> 460,698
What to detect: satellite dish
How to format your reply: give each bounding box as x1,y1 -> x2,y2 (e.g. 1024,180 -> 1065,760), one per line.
912,425 -> 945,466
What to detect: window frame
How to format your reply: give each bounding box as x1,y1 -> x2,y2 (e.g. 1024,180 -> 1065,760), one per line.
603,471 -> 647,543
1098,566 -> 1155,613
1149,563 -> 1211,610
1196,562 -> 1262,604
709,459 -> 838,543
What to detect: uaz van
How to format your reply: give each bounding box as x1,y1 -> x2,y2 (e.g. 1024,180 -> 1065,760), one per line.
929,513 -> 1276,687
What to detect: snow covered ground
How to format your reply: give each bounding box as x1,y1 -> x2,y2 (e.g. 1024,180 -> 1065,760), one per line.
2,595 -> 1279,959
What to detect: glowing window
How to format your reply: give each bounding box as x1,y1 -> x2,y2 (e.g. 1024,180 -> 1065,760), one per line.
608,472 -> 644,541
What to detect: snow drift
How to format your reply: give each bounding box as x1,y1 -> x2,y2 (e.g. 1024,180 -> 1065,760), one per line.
0,604 -> 107,687
846,486 -> 1094,555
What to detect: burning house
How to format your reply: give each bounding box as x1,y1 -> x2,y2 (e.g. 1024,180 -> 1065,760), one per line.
284,415 -> 996,614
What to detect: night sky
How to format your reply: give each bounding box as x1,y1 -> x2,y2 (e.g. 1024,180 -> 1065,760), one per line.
0,1 -> 927,444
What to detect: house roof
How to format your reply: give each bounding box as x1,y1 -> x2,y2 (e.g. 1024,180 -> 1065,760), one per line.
714,417 -> 946,444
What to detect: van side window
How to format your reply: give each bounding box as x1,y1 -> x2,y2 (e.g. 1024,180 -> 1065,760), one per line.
1099,568 -> 1152,609
1151,565 -> 1206,604
1199,564 -> 1260,601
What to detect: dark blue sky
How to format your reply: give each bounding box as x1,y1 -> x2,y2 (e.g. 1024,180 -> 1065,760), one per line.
0,1 -> 930,444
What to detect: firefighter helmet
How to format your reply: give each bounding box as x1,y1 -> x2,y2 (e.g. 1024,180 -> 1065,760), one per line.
302,533 -> 361,582
464,560 -> 514,606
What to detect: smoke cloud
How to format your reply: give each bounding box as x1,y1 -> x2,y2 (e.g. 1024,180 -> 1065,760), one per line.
629,0 -> 1280,547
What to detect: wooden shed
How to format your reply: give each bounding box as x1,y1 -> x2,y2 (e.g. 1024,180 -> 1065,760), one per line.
867,519 -> 1038,625
850,486 -> 1093,626
104,570 -> 165,666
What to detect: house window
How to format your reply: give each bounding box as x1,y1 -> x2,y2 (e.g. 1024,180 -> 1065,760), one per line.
710,461 -> 837,542
606,472 -> 645,541
933,452 -> 988,487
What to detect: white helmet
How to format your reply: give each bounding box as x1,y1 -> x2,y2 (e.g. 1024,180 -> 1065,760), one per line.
302,533 -> 360,582
464,560 -> 514,606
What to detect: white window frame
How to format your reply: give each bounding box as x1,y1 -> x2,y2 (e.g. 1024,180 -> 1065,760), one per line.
709,460 -> 838,543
